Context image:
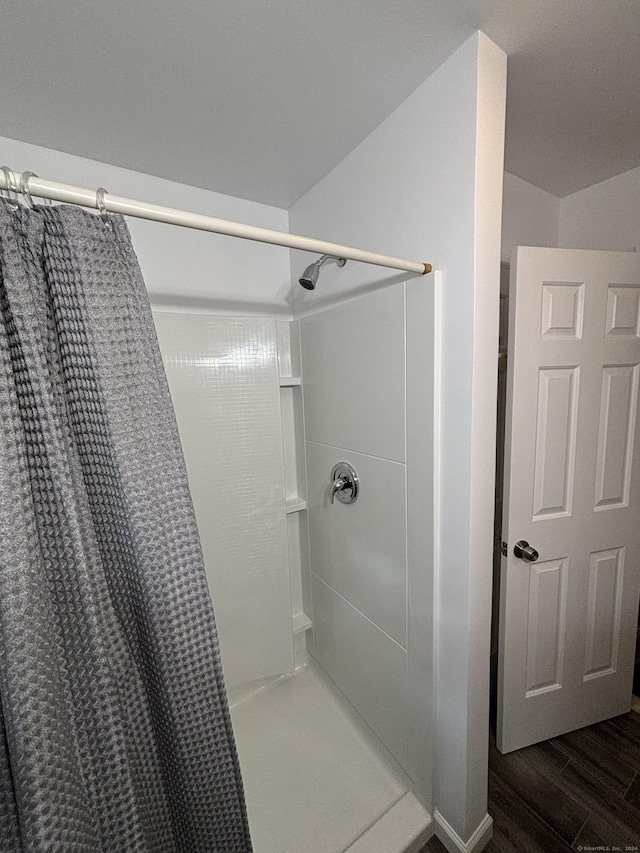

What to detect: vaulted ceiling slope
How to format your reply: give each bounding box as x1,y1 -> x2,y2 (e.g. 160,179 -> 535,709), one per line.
0,1 -> 638,206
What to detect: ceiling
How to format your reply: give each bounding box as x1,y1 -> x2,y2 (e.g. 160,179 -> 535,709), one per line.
0,1 -> 638,207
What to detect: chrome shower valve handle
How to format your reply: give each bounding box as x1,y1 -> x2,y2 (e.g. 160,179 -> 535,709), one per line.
330,462 -> 359,505
330,476 -> 350,503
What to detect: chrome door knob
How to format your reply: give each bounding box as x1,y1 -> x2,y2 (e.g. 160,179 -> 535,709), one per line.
514,540 -> 539,562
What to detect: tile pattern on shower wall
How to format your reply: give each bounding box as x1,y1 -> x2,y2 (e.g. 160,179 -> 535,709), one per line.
153,312 -> 294,690
301,284 -> 409,768
311,574 -> 408,768
301,285 -> 406,463
306,442 -> 407,646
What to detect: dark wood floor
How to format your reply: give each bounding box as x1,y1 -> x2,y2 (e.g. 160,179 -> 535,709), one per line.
422,709 -> 640,852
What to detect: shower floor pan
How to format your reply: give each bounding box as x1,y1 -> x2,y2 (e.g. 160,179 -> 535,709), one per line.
229,660 -> 431,853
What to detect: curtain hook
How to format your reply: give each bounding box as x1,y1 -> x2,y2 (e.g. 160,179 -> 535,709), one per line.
95,187 -> 112,228
19,171 -> 38,209
1,166 -> 20,209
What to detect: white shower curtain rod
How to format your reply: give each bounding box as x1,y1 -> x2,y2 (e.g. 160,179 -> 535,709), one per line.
0,168 -> 432,277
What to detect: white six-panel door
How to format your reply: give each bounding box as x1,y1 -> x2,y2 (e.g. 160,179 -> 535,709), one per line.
497,247 -> 640,753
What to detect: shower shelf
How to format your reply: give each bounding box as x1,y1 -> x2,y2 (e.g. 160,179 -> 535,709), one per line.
292,612 -> 312,635
286,497 -> 307,514
279,376 -> 301,386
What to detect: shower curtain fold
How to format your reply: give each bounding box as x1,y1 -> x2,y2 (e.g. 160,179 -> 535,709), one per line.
0,199 -> 252,852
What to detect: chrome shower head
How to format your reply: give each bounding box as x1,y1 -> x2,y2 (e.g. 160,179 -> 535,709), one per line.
299,261 -> 320,290
298,255 -> 346,290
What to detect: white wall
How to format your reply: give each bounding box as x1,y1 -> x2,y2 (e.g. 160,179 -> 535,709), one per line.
0,136 -> 292,315
559,165 -> 640,253
291,32 -> 507,847
502,165 -> 640,260
459,35 -> 506,849
501,172 -> 560,261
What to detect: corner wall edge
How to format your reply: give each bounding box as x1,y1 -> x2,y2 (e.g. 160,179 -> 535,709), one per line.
434,810 -> 493,853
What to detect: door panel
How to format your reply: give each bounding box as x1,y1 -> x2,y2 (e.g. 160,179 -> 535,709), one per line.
497,247 -> 640,753
584,547 -> 624,679
524,557 -> 567,695
594,364 -> 638,509
532,366 -> 579,518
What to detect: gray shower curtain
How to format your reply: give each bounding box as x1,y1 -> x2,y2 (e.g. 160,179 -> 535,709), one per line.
0,199 -> 252,852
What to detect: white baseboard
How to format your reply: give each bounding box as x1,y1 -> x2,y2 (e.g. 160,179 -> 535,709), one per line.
434,811 -> 493,853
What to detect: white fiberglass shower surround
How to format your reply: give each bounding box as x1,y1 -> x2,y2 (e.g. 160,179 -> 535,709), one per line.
0,28 -> 506,853
155,289 -> 435,852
